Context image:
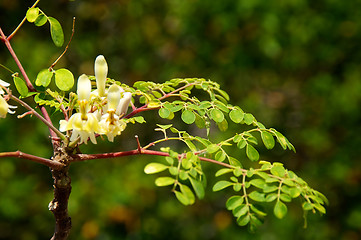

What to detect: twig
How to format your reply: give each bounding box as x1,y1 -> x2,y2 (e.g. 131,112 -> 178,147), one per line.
50,17 -> 76,69
0,151 -> 64,169
10,95 -> 66,140
71,148 -> 234,169
8,0 -> 41,40
0,27 -> 35,91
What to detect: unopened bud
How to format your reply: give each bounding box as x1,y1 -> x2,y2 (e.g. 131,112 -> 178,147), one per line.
94,55 -> 108,97
107,84 -> 121,111
77,74 -> 91,101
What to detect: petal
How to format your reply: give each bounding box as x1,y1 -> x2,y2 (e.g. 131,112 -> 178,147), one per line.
116,92 -> 132,116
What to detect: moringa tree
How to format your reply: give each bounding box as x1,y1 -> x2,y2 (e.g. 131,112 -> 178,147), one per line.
0,1 -> 327,239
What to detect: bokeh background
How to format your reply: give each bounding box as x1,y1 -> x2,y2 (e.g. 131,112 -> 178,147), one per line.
1,0 -> 361,239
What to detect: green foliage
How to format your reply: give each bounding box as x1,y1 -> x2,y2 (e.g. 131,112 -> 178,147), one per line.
26,7 -> 64,47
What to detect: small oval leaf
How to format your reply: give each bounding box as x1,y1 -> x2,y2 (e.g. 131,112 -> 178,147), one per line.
144,163 -> 168,174
35,69 -> 54,87
213,180 -> 233,191
13,77 -> 29,97
48,17 -> 64,47
158,108 -> 171,118
181,110 -> 196,124
246,144 -> 259,161
226,195 -> 244,210
229,109 -> 244,123
210,108 -> 224,123
261,131 -> 275,149
274,200 -> 288,219
34,14 -> 47,26
54,68 -> 74,91
155,177 -> 175,187
26,8 -> 39,23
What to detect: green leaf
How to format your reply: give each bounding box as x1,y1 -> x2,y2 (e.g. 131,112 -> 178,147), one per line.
215,151 -> 226,162
274,201 -> 288,219
272,130 -> 288,150
155,177 -> 175,187
34,14 -> 47,26
226,195 -> 244,210
302,202 -> 313,211
207,144 -> 220,154
246,144 -> 259,161
213,180 -> 233,191
265,193 -> 278,202
133,116 -> 146,123
229,109 -> 244,123
189,177 -> 205,199
244,113 -> 255,125
210,108 -> 224,122
26,8 -> 39,22
180,184 -> 195,205
237,214 -> 250,226
158,108 -> 171,118
181,110 -> 196,124
54,68 -> 74,91
217,119 -> 228,131
261,131 -> 275,149
35,69 -> 54,87
48,17 -> 64,47
215,168 -> 233,177
13,76 -> 28,97
237,139 -> 247,149
249,179 -> 266,189
248,191 -> 266,202
233,204 -> 249,218
174,191 -> 190,205
289,188 -> 301,198
144,163 -> 168,174
270,165 -> 286,177
250,205 -> 267,217
195,114 -> 206,128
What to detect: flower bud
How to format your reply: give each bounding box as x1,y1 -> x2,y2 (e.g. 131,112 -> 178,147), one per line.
107,84 -> 121,111
94,55 -> 108,97
77,74 -> 91,101
116,92 -> 132,116
0,95 -> 9,118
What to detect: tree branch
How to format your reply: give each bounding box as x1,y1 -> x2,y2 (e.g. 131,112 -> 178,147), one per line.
0,151 -> 64,169
71,148 -> 234,169
10,95 -> 66,141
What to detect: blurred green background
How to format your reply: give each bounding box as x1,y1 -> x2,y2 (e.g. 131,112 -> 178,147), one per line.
1,0 -> 361,239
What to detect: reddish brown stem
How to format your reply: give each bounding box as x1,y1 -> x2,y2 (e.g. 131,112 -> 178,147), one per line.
0,151 -> 64,169
71,148 -> 234,169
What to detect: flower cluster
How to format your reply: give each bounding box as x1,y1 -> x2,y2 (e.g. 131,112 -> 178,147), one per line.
0,79 -> 16,118
60,55 -> 132,144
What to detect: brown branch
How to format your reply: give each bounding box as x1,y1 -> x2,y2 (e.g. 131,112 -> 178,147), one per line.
49,167 -> 72,240
71,148 -> 234,168
0,28 -> 35,91
0,151 -> 64,169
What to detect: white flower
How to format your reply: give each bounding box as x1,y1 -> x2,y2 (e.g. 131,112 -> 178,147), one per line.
60,112 -> 100,144
59,75 -> 100,144
98,84 -> 127,142
94,55 -> 108,97
99,113 -> 127,142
